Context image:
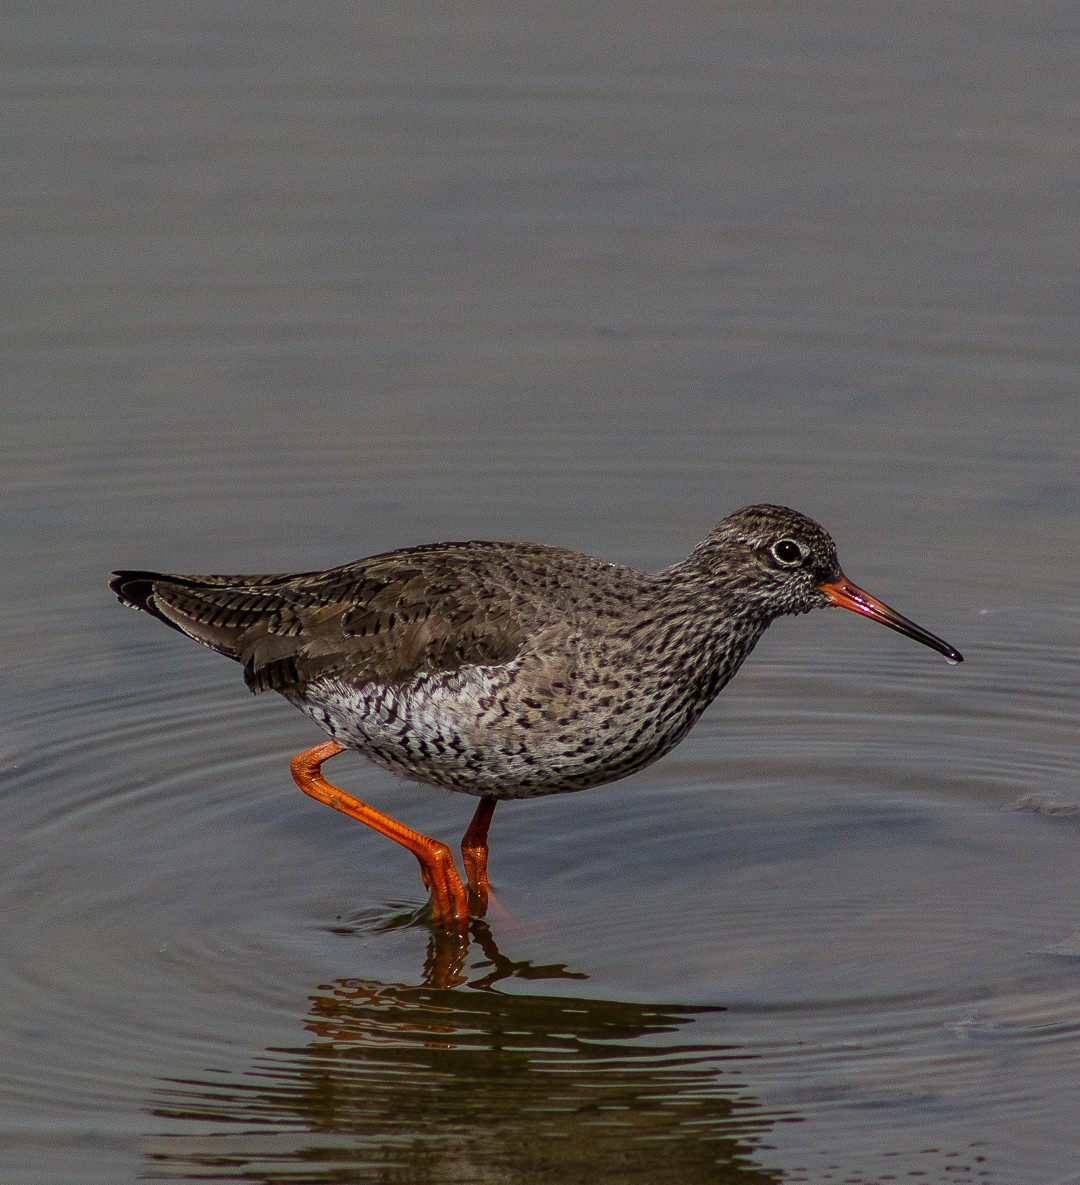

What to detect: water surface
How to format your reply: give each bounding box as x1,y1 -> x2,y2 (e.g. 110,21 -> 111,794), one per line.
3,3 -> 1080,1182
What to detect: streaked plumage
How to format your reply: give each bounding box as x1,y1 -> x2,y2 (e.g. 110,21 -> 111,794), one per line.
111,504 -> 962,926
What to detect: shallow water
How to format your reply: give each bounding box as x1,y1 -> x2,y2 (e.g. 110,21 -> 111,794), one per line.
4,3 -> 1080,1183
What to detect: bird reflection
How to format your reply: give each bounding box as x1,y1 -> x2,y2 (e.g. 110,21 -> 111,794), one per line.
146,920 -> 786,1184
425,917 -> 589,989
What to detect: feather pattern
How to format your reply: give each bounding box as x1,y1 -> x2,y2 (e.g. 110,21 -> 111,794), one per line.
110,507 -> 874,799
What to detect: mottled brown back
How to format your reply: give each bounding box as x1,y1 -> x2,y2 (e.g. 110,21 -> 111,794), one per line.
109,541 -> 592,695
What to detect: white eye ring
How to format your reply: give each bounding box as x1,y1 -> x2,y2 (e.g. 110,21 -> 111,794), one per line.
770,538 -> 805,566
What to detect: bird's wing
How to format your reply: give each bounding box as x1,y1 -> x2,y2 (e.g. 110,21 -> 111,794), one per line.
110,542 -> 549,695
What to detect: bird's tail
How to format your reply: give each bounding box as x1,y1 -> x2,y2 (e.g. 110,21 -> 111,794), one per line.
109,569 -> 295,661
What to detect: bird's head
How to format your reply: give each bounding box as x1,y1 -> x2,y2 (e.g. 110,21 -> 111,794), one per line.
690,504 -> 962,662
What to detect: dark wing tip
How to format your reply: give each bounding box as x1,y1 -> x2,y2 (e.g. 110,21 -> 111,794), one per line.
109,569 -> 167,612
109,570 -> 197,640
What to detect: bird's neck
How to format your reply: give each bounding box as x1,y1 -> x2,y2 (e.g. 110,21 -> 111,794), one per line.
649,564 -> 774,702
694,609 -> 770,703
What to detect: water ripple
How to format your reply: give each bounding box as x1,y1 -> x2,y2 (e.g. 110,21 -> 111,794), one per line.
0,596 -> 1077,1185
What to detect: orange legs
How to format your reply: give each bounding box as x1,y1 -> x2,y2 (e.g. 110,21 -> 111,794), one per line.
289,742 -> 497,930
291,742 -> 468,928
461,796 -> 497,916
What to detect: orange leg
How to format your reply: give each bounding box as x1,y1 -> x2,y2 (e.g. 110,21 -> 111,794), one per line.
290,741 -> 469,930
460,796 -> 497,917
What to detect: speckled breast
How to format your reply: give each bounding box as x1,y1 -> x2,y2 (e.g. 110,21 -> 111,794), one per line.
286,657 -> 712,800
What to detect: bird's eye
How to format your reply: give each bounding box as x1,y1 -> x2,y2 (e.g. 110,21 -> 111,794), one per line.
770,538 -> 805,566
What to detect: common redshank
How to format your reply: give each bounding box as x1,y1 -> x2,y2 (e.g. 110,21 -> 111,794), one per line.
111,504 -> 962,928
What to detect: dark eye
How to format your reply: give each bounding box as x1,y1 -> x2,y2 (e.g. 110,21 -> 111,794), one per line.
770,538 -> 805,566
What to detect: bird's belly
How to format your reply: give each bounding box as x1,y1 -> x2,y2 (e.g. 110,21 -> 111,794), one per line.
287,670 -> 705,800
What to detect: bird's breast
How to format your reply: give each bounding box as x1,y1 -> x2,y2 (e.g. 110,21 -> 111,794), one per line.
286,649 -> 715,799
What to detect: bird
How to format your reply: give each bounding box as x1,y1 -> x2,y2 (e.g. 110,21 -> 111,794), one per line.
110,504 -> 962,929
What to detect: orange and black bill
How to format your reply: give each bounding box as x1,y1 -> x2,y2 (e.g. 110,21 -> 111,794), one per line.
820,577 -> 963,663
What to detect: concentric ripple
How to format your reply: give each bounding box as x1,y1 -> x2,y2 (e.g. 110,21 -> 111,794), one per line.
2,600 -> 1079,1182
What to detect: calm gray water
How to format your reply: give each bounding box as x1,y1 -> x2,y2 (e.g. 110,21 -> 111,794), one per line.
3,3 -> 1080,1182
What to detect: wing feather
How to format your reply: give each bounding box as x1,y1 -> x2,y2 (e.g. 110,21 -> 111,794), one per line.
110,543 -> 542,694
